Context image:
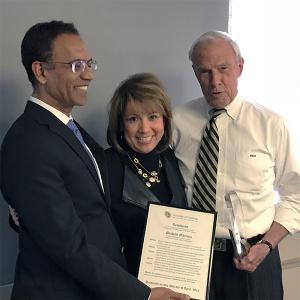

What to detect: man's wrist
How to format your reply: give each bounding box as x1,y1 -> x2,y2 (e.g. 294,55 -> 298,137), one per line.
257,239 -> 273,254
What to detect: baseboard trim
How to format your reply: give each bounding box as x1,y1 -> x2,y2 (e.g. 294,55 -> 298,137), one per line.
282,257 -> 300,270
0,283 -> 13,300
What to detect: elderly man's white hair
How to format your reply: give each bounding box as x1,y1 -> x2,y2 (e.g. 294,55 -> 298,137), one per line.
188,31 -> 242,62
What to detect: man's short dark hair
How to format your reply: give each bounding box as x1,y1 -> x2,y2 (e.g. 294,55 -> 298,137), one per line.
21,20 -> 79,87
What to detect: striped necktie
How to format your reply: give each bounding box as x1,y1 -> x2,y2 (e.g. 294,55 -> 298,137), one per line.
192,108 -> 226,211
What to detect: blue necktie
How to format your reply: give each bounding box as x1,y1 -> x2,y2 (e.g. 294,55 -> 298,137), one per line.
67,119 -> 85,146
66,119 -> 105,194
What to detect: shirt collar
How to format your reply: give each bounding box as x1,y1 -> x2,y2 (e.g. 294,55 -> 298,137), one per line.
204,94 -> 243,121
29,96 -> 72,125
224,94 -> 243,120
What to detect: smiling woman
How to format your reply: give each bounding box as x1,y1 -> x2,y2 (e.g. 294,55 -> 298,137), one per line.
123,101 -> 165,154
105,72 -> 188,276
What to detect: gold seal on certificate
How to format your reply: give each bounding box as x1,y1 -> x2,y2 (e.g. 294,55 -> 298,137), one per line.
138,203 -> 216,300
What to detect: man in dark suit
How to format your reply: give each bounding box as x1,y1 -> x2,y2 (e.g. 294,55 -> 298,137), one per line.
0,20 -> 190,300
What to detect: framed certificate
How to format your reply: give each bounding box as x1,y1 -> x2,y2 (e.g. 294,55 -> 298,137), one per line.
138,203 -> 216,300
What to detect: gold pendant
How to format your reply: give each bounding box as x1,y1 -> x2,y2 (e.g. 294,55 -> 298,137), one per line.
149,177 -> 155,183
156,179 -> 160,183
146,182 -> 151,187
150,171 -> 158,176
143,173 -> 148,178
138,169 -> 143,175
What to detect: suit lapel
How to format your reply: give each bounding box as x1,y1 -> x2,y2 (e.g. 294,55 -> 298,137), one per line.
121,151 -> 187,209
24,101 -> 104,196
52,124 -> 103,192
122,165 -> 160,209
91,146 -> 111,205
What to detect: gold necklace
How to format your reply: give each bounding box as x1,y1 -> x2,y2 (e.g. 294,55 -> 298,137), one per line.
128,155 -> 162,187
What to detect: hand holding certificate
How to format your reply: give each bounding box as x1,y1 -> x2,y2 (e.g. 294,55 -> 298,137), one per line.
138,203 -> 216,300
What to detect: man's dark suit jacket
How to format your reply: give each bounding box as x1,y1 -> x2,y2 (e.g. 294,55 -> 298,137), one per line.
0,101 -> 150,300
105,147 -> 188,276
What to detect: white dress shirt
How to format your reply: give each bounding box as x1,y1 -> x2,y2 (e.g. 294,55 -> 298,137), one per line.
29,96 -> 104,192
172,95 -> 300,238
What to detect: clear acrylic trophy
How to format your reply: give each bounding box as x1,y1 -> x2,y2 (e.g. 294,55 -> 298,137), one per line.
224,191 -> 250,258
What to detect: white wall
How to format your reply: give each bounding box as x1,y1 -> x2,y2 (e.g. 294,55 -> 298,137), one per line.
0,0 -> 230,289
279,233 -> 300,300
230,2 -> 300,298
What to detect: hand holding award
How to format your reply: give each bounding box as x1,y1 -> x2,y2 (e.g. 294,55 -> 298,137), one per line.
224,192 -> 250,259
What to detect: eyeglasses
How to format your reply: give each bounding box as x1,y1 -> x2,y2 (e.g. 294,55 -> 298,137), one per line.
43,58 -> 98,73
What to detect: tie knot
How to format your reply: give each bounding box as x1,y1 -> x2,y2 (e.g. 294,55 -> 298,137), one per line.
210,108 -> 226,119
67,119 -> 77,131
67,119 -> 85,146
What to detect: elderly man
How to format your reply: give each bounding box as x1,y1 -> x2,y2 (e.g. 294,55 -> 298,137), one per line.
172,31 -> 300,300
